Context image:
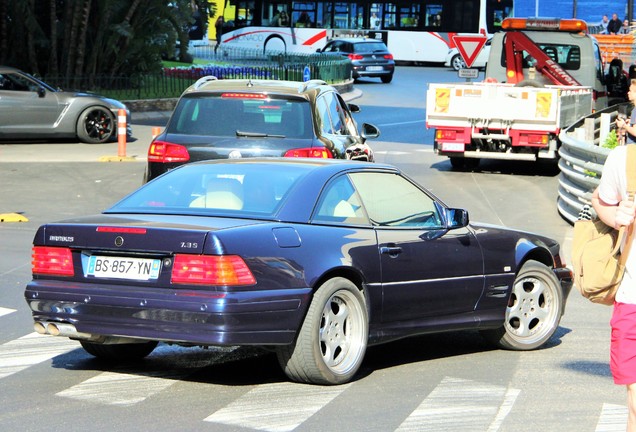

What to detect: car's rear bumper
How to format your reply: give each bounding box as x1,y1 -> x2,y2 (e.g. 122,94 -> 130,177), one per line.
352,65 -> 394,78
25,280 -> 312,346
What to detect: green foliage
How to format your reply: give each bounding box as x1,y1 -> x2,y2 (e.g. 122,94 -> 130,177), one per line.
603,129 -> 619,149
0,0 -> 215,77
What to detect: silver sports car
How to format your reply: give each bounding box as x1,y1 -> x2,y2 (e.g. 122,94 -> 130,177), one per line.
0,66 -> 131,144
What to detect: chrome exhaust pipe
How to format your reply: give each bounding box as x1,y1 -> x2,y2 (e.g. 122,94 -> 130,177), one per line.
33,321 -> 47,335
37,321 -> 146,344
45,322 -> 96,340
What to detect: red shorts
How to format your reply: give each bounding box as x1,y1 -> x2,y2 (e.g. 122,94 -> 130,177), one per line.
610,302 -> 636,385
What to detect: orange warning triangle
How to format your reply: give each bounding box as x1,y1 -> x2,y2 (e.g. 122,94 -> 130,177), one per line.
452,35 -> 488,68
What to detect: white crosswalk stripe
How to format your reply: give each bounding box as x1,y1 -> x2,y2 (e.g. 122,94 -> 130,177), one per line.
204,381 -> 351,432
0,332 -> 79,380
56,345 -> 239,406
56,370 -> 182,406
0,307 -> 16,318
596,403 -> 628,432
395,376 -> 520,432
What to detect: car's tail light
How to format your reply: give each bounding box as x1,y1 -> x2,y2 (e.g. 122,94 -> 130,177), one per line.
148,140 -> 190,163
527,134 -> 549,145
221,93 -> 267,99
383,54 -> 394,60
348,54 -> 364,60
171,254 -> 256,286
96,227 -> 147,234
437,129 -> 458,140
32,246 -> 74,276
284,147 -> 333,158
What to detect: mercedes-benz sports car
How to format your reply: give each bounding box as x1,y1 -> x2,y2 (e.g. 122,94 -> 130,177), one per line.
25,158 -> 573,385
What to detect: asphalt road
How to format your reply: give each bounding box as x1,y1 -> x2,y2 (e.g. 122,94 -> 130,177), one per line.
0,66 -> 626,432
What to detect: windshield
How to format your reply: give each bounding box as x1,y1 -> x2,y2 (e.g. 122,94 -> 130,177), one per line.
106,162 -> 313,218
167,95 -> 314,138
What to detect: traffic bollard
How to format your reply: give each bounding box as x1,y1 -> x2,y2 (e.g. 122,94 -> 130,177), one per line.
117,109 -> 127,157
152,127 -> 162,139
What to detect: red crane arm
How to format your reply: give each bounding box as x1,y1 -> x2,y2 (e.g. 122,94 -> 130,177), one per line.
503,31 -> 582,86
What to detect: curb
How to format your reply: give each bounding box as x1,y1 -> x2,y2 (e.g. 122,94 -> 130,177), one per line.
0,213 -> 28,223
99,156 -> 138,162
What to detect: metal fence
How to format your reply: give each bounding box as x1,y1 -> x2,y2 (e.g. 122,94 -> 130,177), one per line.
42,47 -> 352,101
557,103 -> 626,224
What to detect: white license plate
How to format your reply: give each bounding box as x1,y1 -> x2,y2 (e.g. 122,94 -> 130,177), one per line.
441,143 -> 465,152
87,256 -> 161,280
366,66 -> 383,71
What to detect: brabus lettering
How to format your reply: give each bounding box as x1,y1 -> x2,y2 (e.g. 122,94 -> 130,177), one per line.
49,236 -> 74,242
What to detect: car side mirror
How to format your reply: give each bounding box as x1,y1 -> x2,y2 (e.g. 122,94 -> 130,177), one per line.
446,208 -> 469,229
37,87 -> 46,98
316,48 -> 322,53
348,103 -> 361,113
360,123 -> 380,140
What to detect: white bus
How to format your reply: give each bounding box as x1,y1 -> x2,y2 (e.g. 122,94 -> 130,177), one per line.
216,0 -> 513,62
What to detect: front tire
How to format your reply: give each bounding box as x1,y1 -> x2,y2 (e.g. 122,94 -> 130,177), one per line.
480,261 -> 563,350
80,340 -> 158,360
276,277 -> 368,385
76,106 -> 115,143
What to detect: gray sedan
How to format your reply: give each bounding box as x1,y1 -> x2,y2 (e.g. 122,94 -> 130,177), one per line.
0,66 -> 130,143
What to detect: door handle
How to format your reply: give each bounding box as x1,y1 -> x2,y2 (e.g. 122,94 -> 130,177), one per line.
380,246 -> 402,257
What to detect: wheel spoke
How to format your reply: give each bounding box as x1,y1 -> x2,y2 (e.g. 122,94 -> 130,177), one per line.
319,295 -> 352,367
507,276 -> 553,337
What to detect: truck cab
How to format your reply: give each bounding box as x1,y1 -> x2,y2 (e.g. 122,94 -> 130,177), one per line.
485,18 -> 607,110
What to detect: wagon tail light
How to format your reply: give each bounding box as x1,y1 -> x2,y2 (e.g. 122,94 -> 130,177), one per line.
383,54 -> 394,60
348,54 -> 364,60
32,246 -> 74,276
148,140 -> 190,163
284,147 -> 334,158
171,254 -> 256,286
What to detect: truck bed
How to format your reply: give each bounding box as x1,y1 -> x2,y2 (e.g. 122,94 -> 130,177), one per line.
426,82 -> 593,132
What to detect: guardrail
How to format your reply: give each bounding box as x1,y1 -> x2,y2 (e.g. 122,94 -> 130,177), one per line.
557,103 -> 627,223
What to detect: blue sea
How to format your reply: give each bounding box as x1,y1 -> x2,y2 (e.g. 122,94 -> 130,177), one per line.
515,1 -> 633,23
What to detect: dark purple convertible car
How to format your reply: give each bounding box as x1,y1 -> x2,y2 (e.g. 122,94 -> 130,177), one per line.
26,158 -> 572,385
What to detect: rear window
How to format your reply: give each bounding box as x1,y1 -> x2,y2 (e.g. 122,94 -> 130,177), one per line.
500,44 -> 581,71
106,163 -> 313,218
168,95 -> 314,138
353,42 -> 389,54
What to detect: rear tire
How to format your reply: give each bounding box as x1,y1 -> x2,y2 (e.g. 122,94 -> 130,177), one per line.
276,277 -> 368,385
450,157 -> 479,171
381,74 -> 393,83
80,340 -> 158,360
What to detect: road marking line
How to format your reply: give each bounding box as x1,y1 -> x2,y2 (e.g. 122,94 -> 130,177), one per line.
56,370 -> 179,406
0,307 -> 16,317
0,333 -> 79,380
596,403 -> 627,431
395,376 -> 519,432
56,345 -> 238,406
204,382 -> 350,432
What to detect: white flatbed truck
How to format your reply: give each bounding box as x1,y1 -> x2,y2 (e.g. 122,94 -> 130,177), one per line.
426,18 -> 608,170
